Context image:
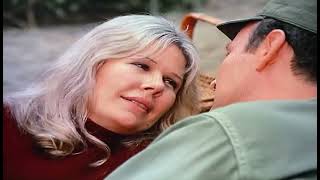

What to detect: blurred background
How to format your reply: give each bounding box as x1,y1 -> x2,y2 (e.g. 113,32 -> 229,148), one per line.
3,0 -> 268,95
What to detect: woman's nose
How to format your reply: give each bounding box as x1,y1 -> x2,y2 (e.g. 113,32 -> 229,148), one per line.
142,74 -> 165,97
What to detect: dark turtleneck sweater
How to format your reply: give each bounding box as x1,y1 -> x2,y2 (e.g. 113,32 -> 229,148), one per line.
3,106 -> 151,180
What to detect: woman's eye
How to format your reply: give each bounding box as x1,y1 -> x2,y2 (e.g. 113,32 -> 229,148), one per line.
164,78 -> 178,89
132,63 -> 150,71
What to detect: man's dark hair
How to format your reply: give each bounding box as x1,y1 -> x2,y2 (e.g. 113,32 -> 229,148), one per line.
245,18 -> 317,83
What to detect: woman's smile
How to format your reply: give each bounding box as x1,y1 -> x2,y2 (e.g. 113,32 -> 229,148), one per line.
121,96 -> 153,113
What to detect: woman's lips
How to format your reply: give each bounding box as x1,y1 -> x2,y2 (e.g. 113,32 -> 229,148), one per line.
121,96 -> 152,112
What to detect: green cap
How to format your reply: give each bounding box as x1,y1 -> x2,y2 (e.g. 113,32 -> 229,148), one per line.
217,0 -> 317,40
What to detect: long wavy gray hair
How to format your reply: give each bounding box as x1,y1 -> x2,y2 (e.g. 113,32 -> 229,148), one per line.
4,14 -> 200,166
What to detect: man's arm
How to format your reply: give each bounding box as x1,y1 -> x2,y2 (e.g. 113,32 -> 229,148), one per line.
106,114 -> 239,180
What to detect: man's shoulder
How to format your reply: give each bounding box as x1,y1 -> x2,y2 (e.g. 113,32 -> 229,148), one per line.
212,98 -> 316,112
201,99 -> 317,146
168,99 -> 317,179
206,98 -> 316,124
203,99 -> 317,179
169,98 -> 317,133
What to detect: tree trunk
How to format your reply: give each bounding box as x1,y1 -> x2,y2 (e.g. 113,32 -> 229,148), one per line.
149,0 -> 160,15
192,1 -> 203,11
26,0 -> 37,28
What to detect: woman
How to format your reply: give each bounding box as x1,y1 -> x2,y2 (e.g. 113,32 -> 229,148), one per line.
3,15 -> 200,180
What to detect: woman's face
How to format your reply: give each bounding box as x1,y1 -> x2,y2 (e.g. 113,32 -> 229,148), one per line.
87,45 -> 187,134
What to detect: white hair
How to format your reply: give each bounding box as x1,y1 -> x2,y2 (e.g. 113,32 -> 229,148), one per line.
4,14 -> 200,166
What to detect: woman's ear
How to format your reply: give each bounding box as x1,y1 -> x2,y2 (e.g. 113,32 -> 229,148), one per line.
256,29 -> 286,72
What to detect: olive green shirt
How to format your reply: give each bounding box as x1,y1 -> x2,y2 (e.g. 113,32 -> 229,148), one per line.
106,99 -> 317,180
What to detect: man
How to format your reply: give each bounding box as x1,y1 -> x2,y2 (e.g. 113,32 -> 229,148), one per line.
106,0 -> 317,179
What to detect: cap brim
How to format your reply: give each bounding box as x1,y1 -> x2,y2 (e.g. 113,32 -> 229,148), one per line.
217,16 -> 263,40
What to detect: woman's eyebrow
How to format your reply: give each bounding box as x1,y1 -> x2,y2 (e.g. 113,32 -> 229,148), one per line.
145,57 -> 158,64
145,57 -> 183,82
170,73 -> 183,82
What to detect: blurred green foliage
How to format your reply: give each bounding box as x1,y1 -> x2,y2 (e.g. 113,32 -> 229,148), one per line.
3,0 -> 208,28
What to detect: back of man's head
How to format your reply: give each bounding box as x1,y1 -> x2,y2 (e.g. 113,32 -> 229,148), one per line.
211,0 -> 317,109
217,0 -> 317,84
217,0 -> 317,83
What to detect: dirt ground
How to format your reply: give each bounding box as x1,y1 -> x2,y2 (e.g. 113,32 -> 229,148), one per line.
3,0 -> 268,95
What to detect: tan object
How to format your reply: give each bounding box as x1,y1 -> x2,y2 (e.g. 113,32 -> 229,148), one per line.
180,13 -> 224,39
181,13 -> 223,112
197,74 -> 215,112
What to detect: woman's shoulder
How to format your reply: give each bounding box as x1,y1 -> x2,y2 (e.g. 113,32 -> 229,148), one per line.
3,104 -> 15,126
3,104 -> 27,137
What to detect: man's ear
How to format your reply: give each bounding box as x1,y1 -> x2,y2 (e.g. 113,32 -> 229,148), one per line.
256,29 -> 286,72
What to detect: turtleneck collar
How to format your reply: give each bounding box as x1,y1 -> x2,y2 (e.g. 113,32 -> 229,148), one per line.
85,119 -> 126,144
